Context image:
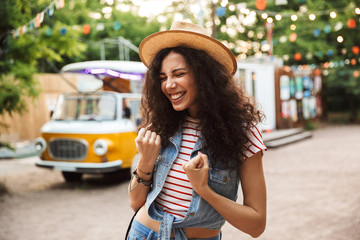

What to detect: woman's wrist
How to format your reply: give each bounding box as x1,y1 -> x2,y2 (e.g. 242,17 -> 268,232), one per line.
135,168 -> 153,181
196,185 -> 213,199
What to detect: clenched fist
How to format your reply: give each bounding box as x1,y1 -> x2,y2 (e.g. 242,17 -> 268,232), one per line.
135,128 -> 161,172
182,152 -> 210,196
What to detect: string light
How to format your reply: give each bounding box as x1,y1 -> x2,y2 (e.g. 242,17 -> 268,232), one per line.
330,11 -> 337,18
267,17 -> 273,23
291,15 -> 298,21
290,24 -> 296,30
337,36 -> 344,43
356,8 -> 360,15
261,13 -> 268,19
309,14 -> 316,21
275,14 -> 282,21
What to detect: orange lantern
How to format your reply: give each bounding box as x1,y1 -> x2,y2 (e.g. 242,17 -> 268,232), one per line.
83,24 -> 91,35
314,68 -> 321,76
255,0 -> 267,11
351,58 -> 356,65
353,71 -> 359,78
289,33 -> 297,42
352,46 -> 359,55
347,19 -> 356,29
294,53 -> 302,61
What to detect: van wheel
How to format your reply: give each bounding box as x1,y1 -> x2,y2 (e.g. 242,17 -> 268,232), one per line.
62,172 -> 83,182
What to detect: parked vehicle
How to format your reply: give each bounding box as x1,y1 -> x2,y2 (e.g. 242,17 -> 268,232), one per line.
35,61 -> 146,182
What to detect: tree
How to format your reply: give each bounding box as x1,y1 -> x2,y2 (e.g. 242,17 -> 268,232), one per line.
0,0 -> 86,148
195,0 -> 360,122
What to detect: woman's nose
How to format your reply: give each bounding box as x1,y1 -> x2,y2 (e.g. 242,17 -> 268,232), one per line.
166,78 -> 176,89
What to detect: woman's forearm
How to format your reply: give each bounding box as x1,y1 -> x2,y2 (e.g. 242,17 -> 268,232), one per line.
128,168 -> 152,211
199,186 -> 266,238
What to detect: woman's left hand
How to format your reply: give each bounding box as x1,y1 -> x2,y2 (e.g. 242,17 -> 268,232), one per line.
182,152 -> 210,196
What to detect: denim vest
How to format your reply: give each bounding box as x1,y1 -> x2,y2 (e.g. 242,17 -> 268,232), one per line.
145,128 -> 240,239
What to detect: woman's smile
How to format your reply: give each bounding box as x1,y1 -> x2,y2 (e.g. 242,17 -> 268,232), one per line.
170,92 -> 186,100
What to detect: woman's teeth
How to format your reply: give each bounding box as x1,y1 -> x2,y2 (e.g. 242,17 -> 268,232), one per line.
171,92 -> 184,100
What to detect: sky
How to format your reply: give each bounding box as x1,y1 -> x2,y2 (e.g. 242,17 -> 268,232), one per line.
131,0 -> 175,17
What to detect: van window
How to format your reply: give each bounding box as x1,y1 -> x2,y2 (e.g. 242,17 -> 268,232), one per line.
123,97 -> 142,126
53,94 -> 117,121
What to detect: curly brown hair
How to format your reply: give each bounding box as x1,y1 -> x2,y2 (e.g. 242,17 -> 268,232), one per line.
140,47 -> 263,167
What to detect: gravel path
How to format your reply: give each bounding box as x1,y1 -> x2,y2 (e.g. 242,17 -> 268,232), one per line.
0,124 -> 359,240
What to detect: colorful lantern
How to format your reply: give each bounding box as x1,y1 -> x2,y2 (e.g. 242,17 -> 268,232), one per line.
347,19 -> 356,29
216,7 -> 226,17
352,46 -> 359,55
313,29 -> 321,37
113,21 -> 122,31
83,24 -> 91,35
289,33 -> 297,42
255,0 -> 267,11
60,27 -> 66,35
327,50 -> 334,57
294,53 -> 302,61
353,71 -> 359,78
351,58 -> 356,65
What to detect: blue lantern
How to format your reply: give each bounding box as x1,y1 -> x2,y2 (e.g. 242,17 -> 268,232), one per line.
313,29 -> 321,37
216,7 -> 226,17
60,27 -> 67,35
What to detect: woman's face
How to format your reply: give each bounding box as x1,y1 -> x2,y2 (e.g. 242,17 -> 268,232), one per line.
160,51 -> 198,117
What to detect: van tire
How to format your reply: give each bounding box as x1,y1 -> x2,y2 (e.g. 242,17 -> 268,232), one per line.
62,172 -> 83,182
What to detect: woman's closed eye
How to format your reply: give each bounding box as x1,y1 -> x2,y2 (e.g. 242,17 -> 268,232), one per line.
159,75 -> 167,82
175,72 -> 185,77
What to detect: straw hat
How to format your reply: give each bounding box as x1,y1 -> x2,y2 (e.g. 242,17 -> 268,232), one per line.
139,21 -> 237,76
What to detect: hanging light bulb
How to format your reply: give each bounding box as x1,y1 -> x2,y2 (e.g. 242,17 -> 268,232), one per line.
290,24 -> 296,30
275,14 -> 282,21
355,8 -> 360,15
267,17 -> 273,23
309,14 -> 316,21
330,11 -> 337,18
337,36 -> 344,43
261,13 -> 268,19
291,15 -> 298,21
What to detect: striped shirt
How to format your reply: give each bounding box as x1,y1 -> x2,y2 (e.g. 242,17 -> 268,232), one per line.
244,123 -> 268,158
155,117 -> 200,220
155,119 -> 266,220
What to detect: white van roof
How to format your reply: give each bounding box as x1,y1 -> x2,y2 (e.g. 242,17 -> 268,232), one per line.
61,60 -> 148,74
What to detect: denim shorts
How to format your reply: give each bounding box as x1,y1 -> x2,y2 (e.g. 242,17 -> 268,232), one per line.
127,219 -> 222,240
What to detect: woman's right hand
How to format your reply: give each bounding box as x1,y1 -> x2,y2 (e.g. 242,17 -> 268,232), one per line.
135,128 -> 161,172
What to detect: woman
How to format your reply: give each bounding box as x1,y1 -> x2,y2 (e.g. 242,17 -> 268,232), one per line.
127,21 -> 267,240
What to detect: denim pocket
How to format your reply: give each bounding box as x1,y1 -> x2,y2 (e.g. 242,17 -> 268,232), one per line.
209,168 -> 232,184
208,168 -> 234,196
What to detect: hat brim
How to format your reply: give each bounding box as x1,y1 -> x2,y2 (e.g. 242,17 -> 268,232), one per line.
139,30 -> 237,76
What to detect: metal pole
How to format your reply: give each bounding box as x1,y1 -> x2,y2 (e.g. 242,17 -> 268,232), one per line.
100,39 -> 106,60
119,37 -> 124,60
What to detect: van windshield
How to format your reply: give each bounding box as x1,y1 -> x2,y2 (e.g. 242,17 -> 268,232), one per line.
53,94 -> 116,121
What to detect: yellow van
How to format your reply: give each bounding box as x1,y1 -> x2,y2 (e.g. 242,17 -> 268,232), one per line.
35,61 -> 146,182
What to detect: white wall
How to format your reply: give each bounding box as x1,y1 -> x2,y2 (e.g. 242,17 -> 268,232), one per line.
238,62 -> 276,132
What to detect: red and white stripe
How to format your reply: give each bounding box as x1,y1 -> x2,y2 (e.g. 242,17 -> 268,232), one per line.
244,124 -> 267,158
155,117 -> 200,220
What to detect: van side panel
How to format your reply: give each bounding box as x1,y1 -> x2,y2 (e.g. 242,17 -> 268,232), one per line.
40,132 -> 137,169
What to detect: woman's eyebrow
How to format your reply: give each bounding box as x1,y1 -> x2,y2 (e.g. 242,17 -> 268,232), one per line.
172,68 -> 187,73
159,68 -> 187,75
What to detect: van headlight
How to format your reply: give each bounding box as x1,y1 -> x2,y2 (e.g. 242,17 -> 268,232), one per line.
35,137 -> 47,153
93,139 -> 108,156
